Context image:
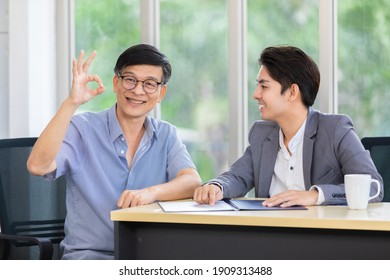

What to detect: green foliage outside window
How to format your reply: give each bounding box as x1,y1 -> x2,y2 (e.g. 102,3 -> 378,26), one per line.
75,0 -> 140,112
75,0 -> 390,181
338,0 -> 390,137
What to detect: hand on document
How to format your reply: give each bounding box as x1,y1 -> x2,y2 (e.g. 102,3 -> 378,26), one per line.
193,183 -> 223,205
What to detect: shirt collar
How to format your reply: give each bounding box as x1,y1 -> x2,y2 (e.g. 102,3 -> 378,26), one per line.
143,115 -> 157,140
108,104 -> 122,142
279,118 -> 307,154
108,104 -> 157,142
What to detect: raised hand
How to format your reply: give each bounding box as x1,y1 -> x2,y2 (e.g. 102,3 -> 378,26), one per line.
69,50 -> 105,105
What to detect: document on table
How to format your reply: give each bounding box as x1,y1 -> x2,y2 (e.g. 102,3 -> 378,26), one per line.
158,199 -> 307,212
226,199 -> 307,211
158,200 -> 235,212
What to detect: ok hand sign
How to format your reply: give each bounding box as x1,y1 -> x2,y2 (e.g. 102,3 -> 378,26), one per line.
69,50 -> 105,105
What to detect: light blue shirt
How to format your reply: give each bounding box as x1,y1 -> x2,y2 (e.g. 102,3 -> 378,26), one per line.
45,104 -> 196,259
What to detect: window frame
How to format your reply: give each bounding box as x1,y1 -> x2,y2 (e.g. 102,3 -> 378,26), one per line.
58,0 -> 336,165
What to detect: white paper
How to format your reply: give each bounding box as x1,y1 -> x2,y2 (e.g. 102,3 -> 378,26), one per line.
158,200 -> 235,212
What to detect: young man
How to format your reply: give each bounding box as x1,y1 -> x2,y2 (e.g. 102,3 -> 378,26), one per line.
27,44 -> 201,259
194,45 -> 383,207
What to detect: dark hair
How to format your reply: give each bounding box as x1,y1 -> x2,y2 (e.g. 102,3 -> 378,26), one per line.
259,45 -> 320,107
113,44 -> 172,84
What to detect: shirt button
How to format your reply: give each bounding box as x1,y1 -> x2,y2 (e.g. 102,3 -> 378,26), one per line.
120,150 -> 124,154
121,137 -> 125,141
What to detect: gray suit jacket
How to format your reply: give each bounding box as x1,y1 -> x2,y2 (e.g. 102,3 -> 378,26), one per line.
213,108 -> 383,205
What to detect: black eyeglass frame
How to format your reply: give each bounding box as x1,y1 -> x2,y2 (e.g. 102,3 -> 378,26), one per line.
117,75 -> 163,94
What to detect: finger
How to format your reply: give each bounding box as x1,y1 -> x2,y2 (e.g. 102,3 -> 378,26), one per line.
117,192 -> 125,208
72,58 -> 77,76
193,188 -> 201,202
262,196 -> 274,206
194,188 -> 205,204
263,196 -> 283,207
118,190 -> 134,208
209,186 -> 216,205
123,192 -> 136,208
201,187 -> 211,204
86,74 -> 105,95
92,74 -> 106,93
93,74 -> 105,87
280,201 -> 293,208
77,50 -> 85,73
95,85 -> 106,95
130,195 -> 141,208
83,50 -> 97,72
196,187 -> 209,204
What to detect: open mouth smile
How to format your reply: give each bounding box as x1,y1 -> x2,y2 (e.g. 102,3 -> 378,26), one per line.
126,97 -> 146,105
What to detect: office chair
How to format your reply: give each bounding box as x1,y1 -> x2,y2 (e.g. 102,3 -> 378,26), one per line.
0,137 -> 67,260
361,137 -> 390,202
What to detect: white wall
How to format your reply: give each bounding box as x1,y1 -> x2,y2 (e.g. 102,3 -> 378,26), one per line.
8,0 -> 57,137
0,0 -> 9,138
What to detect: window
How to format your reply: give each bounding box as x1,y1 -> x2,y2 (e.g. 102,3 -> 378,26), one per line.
160,0 -> 228,181
75,0 -> 228,181
73,0 -> 390,183
74,0 -> 141,112
247,0 -> 319,127
338,0 -> 390,137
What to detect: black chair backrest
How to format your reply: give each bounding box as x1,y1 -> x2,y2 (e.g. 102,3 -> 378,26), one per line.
361,137 -> 390,202
0,137 -> 66,259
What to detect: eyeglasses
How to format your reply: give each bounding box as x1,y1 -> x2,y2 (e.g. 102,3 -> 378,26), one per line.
117,75 -> 163,94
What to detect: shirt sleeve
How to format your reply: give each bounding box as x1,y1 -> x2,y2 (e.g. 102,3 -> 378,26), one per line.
44,119 -> 85,179
310,185 -> 325,205
166,125 -> 196,181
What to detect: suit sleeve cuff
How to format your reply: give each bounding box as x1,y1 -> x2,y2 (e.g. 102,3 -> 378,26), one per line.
310,185 -> 325,205
203,181 -> 224,197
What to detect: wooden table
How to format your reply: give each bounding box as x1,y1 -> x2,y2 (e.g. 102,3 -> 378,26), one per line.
111,200 -> 390,259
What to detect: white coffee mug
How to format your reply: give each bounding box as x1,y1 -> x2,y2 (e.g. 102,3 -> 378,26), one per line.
344,174 -> 381,210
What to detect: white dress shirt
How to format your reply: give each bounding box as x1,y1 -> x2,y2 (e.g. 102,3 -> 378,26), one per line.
269,119 -> 324,204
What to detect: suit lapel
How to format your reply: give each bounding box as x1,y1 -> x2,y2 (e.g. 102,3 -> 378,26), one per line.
303,108 -> 318,189
259,127 -> 279,195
